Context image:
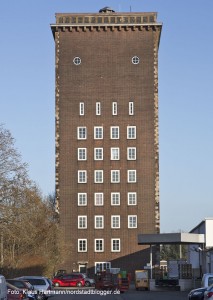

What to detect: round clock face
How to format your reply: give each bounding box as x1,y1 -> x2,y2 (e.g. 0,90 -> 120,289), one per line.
132,56 -> 140,64
73,57 -> 81,65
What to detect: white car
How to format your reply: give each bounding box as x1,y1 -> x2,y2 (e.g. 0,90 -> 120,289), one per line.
204,284 -> 213,299
16,276 -> 53,299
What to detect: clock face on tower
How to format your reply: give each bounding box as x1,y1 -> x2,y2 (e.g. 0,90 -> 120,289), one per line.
73,57 -> 81,65
132,56 -> 140,64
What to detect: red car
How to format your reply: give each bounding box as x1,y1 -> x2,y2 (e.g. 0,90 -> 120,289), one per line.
52,274 -> 85,287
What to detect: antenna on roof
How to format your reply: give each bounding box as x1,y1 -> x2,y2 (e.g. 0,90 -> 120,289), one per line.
130,6 -> 132,12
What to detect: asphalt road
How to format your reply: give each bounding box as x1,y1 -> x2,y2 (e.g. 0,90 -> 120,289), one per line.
51,287 -> 189,300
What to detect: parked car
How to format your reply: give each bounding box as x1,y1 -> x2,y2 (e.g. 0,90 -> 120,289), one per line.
0,274 -> 7,300
7,279 -> 37,300
7,282 -> 29,300
71,273 -> 95,287
188,287 -> 207,299
52,274 -> 85,287
204,284 -> 213,299
16,276 -> 53,300
202,274 -> 213,287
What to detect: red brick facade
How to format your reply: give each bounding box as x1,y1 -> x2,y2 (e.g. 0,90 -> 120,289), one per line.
51,9 -> 162,276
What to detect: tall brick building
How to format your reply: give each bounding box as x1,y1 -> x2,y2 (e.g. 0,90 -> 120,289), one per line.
51,7 -> 162,275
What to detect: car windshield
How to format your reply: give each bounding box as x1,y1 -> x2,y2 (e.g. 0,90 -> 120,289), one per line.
25,279 -> 46,286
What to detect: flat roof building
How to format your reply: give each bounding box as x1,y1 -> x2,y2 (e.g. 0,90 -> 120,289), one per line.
51,8 -> 162,275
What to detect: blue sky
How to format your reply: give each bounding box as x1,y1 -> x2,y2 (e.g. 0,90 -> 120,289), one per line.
0,0 -> 212,233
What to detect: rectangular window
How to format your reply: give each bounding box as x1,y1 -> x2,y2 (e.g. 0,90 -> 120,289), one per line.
127,126 -> 136,139
78,239 -> 87,252
129,102 -> 134,115
111,239 -> 120,252
95,216 -> 104,229
111,215 -> 120,228
128,215 -> 137,228
96,102 -> 101,115
78,148 -> 87,160
127,147 -> 136,160
94,193 -> 104,206
95,239 -> 104,252
94,148 -> 103,160
111,192 -> 120,206
78,170 -> 87,183
78,216 -> 87,229
128,170 -> 136,183
94,126 -> 103,139
112,102 -> 117,115
79,102 -> 84,116
110,126 -> 119,139
78,193 -> 87,206
95,262 -> 111,273
111,148 -> 120,160
128,192 -> 137,205
77,127 -> 87,139
94,170 -> 103,183
111,170 -> 120,183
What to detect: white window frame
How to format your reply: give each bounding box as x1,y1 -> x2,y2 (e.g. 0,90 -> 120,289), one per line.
78,239 -> 87,252
78,216 -> 87,229
111,192 -> 120,206
94,193 -> 104,206
78,193 -> 87,206
94,148 -> 103,160
127,147 -> 136,160
95,262 -> 111,273
79,102 -> 84,116
78,148 -> 87,160
111,215 -> 120,229
111,170 -> 120,183
112,102 -> 117,115
128,170 -> 136,183
95,215 -> 104,229
111,148 -> 120,160
129,101 -> 134,115
95,239 -> 104,252
94,126 -> 103,139
128,192 -> 137,205
127,126 -> 136,139
110,126 -> 119,139
111,238 -> 120,252
96,102 -> 101,115
128,215 -> 137,228
77,127 -> 87,140
94,170 -> 103,183
78,170 -> 87,183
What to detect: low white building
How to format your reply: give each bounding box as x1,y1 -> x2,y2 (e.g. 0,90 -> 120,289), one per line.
188,218 -> 213,276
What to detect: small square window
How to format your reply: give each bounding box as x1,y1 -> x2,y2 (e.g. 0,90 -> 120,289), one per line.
94,127 -> 103,139
94,170 -> 103,183
78,170 -> 87,183
78,148 -> 87,160
78,239 -> 87,252
111,215 -> 120,228
94,193 -> 104,206
111,170 -> 120,183
127,147 -> 136,160
95,216 -> 104,229
111,239 -> 120,252
95,239 -> 104,252
128,215 -> 137,228
78,193 -> 87,206
94,148 -> 103,160
128,170 -> 136,183
111,192 -> 120,206
78,216 -> 87,229
110,126 -> 119,139
77,127 -> 87,139
128,192 -> 137,205
127,126 -> 136,139
111,148 -> 120,160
